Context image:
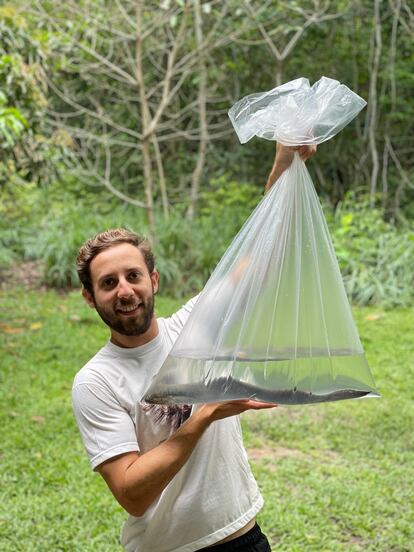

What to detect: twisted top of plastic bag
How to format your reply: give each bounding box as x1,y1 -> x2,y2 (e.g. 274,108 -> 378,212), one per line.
228,77 -> 366,146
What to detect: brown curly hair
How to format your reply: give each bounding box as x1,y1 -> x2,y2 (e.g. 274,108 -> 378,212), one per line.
76,228 -> 155,294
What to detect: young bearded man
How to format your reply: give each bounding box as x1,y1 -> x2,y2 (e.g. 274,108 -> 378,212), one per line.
72,144 -> 316,552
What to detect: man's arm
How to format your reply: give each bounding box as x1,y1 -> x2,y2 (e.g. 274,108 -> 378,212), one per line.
265,143 -> 317,193
97,399 -> 277,517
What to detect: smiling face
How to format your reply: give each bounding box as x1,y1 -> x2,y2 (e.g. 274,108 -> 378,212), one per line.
83,243 -> 159,347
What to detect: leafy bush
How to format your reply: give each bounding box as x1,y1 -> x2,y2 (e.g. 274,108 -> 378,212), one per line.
0,238 -> 16,269
22,203 -> 148,288
153,213 -> 204,297
2,177 -> 414,307
199,175 -> 260,219
196,176 -> 261,277
330,194 -> 414,307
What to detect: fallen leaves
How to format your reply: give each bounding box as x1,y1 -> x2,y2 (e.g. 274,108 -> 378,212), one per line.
9,412 -> 46,425
365,313 -> 384,321
0,322 -> 24,334
68,315 -> 81,322
31,415 -> 46,424
0,320 -> 43,333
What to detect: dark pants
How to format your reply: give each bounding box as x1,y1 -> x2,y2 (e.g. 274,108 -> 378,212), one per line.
197,523 -> 271,552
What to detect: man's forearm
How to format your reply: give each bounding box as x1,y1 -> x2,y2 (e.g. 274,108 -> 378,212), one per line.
98,399 -> 275,517
122,407 -> 212,516
265,160 -> 290,193
110,400 -> 276,517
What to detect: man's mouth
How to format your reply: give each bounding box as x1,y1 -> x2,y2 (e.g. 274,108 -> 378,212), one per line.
117,303 -> 142,316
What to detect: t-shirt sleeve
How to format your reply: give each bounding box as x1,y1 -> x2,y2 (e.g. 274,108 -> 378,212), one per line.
166,295 -> 200,332
72,381 -> 139,470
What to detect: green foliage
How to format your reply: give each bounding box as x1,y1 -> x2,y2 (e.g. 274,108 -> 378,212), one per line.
0,6 -> 74,189
1,1 -> 413,307
25,208 -> 94,288
200,176 -> 260,218
0,181 -> 38,267
154,213 -> 204,297
22,201 -> 145,288
1,177 -> 414,307
196,176 -> 261,275
0,172 -> 258,295
0,88 -> 28,147
0,0 -> 413,221
330,194 -> 414,307
0,240 -> 16,269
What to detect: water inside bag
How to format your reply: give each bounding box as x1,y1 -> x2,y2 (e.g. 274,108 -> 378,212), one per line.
145,352 -> 379,405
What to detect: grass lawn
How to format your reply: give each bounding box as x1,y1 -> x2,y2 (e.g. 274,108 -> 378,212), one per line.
0,287 -> 413,551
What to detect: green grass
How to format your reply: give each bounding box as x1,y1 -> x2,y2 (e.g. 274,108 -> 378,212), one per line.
0,288 -> 413,551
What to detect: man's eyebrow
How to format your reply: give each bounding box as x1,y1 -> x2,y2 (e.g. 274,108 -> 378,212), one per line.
126,267 -> 144,272
97,272 -> 116,284
98,268 -> 144,283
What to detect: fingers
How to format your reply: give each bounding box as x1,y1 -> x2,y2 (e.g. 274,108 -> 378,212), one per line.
242,399 -> 278,409
226,399 -> 278,410
203,399 -> 279,421
298,144 -> 317,161
276,143 -> 316,162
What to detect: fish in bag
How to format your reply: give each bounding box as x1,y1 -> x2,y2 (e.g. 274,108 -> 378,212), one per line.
145,77 -> 380,405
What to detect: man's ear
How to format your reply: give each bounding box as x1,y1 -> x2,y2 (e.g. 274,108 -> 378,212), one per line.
151,270 -> 159,295
82,287 -> 96,309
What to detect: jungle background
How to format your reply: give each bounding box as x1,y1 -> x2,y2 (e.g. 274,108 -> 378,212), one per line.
1,0 -> 413,301
1,1 -> 413,551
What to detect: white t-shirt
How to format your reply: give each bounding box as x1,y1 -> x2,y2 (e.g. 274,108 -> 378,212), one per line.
72,297 -> 263,552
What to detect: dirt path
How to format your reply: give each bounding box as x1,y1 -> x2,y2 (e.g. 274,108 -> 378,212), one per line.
0,261 -> 44,289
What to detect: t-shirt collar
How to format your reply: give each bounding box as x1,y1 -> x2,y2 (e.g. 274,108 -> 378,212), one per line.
105,329 -> 163,358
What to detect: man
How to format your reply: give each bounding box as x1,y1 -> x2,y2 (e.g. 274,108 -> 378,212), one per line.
72,144 -> 316,552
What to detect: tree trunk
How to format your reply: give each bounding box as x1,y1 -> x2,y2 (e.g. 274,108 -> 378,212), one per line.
275,64 -> 283,87
368,0 -> 382,204
136,1 -> 155,231
152,135 -> 169,219
187,0 -> 208,220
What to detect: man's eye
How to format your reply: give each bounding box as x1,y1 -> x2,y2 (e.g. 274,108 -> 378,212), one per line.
128,272 -> 140,281
102,278 -> 115,288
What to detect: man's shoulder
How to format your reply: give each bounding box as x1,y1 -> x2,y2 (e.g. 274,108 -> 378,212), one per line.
161,295 -> 200,334
73,343 -> 114,388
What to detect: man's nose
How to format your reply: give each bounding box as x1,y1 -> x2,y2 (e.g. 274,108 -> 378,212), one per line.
117,277 -> 135,298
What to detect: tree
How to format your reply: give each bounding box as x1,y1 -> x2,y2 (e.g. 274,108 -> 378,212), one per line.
32,1 -> 252,227
13,0 -> 414,221
0,6 -> 72,191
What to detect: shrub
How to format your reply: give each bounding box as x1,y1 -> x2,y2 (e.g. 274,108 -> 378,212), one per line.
153,212 -> 204,297
23,203 -> 149,288
330,194 -> 414,307
2,178 -> 414,307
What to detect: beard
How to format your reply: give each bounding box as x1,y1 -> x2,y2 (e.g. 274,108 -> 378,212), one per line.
94,292 -> 155,337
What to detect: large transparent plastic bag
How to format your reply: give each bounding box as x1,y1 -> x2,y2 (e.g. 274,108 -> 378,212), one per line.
145,77 -> 379,405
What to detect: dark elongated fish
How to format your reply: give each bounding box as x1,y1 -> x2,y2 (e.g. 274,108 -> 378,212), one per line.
144,377 -> 372,406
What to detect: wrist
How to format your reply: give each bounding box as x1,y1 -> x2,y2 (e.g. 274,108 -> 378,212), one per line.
193,403 -> 217,426
274,158 -> 290,172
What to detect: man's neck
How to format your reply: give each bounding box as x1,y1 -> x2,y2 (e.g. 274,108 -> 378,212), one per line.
110,317 -> 159,348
